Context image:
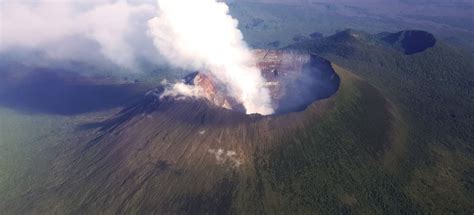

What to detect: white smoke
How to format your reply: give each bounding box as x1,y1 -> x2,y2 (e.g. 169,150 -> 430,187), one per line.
160,82 -> 204,100
148,0 -> 274,115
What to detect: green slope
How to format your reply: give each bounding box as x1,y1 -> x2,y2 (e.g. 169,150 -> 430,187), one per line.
289,29 -> 474,213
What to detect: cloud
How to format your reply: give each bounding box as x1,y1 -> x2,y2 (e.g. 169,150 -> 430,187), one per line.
0,0 -> 157,70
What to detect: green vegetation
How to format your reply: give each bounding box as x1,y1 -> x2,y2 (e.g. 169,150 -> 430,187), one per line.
0,109 -> 66,200
287,31 -> 474,213
0,107 -> 119,212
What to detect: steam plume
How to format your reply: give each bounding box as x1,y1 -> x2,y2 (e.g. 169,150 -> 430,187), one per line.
148,0 -> 274,115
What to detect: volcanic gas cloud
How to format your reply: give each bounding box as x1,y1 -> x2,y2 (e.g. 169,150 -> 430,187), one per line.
148,0 -> 274,115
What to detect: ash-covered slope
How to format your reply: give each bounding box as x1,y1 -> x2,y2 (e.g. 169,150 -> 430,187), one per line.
2,55 -> 408,213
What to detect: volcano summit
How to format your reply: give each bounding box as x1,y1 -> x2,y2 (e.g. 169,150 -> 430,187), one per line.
160,49 -> 340,115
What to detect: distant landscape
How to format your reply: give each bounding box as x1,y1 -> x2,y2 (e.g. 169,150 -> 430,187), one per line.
228,0 -> 474,50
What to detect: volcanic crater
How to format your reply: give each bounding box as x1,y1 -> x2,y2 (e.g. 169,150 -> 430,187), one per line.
161,49 -> 340,116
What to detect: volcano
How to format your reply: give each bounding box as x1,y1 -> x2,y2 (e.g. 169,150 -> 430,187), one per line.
4,50 -> 404,214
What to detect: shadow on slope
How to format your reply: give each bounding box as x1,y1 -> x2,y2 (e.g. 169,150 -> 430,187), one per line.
0,69 -> 146,115
380,30 -> 436,55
